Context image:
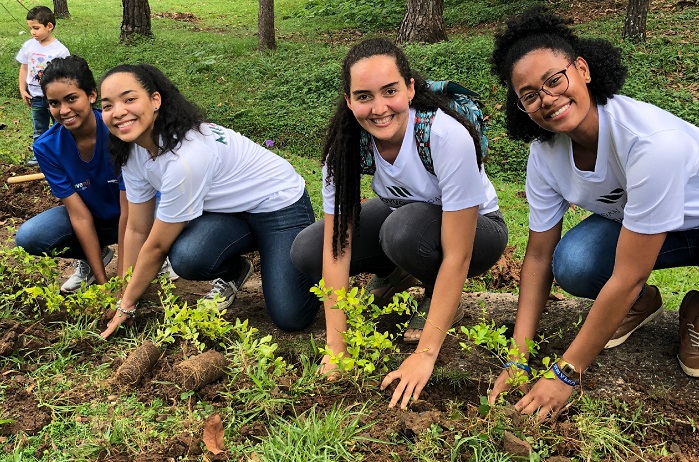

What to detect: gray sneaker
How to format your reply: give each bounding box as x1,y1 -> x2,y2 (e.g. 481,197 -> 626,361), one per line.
204,258 -> 254,310
61,246 -> 115,293
158,257 -> 179,281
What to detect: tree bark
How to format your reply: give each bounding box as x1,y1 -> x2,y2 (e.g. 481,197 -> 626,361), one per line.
53,0 -> 70,19
397,0 -> 447,44
120,0 -> 153,42
258,0 -> 276,51
623,0 -> 650,42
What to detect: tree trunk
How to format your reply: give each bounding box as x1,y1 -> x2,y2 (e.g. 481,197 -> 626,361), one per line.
623,0 -> 650,42
53,0 -> 70,19
120,0 -> 153,42
258,0 -> 276,51
396,0 -> 447,44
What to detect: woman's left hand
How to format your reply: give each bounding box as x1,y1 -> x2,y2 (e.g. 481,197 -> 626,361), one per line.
100,300 -> 135,339
514,375 -> 574,421
381,351 -> 437,409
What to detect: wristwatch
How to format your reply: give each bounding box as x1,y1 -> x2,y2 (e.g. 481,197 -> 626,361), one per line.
556,359 -> 581,380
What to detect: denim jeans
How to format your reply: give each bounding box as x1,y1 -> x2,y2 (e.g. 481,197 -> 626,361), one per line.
552,214 -> 699,299
30,96 -> 52,142
15,206 -> 120,259
291,198 -> 509,293
169,191 -> 318,331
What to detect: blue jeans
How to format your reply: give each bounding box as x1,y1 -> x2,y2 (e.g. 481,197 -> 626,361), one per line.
169,191 -> 318,331
291,198 -> 509,293
15,206 -> 119,259
552,214 -> 699,299
30,96 -> 52,142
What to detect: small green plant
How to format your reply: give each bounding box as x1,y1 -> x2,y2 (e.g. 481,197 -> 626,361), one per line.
154,278 -> 231,351
230,318 -> 290,378
458,307 -> 558,398
311,279 -> 414,375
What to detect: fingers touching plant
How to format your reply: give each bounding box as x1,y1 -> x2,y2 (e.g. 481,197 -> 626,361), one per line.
311,279 -> 413,375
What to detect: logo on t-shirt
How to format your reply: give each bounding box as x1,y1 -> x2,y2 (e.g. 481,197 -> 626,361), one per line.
73,179 -> 92,191
386,185 -> 413,198
596,188 -> 625,204
208,123 -> 228,145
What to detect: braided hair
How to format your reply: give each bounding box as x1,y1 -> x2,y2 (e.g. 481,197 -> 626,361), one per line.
490,6 -> 628,142
324,38 -> 483,257
100,64 -> 206,168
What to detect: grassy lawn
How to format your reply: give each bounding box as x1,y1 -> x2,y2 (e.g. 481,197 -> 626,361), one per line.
1,0 -> 699,460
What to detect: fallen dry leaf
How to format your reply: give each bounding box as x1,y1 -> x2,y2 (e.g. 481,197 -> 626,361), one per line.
202,413 -> 225,454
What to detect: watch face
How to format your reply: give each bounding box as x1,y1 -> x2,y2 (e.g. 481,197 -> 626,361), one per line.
561,363 -> 576,377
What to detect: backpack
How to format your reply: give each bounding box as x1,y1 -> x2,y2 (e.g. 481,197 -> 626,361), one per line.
358,80 -> 488,175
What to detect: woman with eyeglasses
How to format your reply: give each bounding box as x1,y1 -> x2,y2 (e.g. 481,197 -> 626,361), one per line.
488,6 -> 699,419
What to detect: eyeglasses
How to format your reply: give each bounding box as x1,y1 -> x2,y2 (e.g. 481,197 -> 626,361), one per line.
516,61 -> 576,113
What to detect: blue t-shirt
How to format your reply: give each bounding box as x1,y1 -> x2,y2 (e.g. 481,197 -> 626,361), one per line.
34,109 -> 124,222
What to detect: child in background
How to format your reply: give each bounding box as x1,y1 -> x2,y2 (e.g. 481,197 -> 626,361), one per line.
16,5 -> 70,166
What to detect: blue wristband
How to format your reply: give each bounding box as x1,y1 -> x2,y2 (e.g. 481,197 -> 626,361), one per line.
504,361 -> 531,374
552,363 -> 579,387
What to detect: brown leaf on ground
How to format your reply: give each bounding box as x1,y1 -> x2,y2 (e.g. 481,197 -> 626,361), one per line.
202,413 -> 225,455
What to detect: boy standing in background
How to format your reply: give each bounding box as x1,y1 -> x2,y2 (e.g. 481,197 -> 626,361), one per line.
16,6 -> 70,166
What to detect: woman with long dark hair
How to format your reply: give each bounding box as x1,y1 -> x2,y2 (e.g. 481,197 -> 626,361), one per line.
291,38 -> 507,408
99,64 -> 317,339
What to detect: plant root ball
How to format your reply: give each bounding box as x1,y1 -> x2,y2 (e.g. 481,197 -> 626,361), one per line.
173,350 -> 228,391
112,340 -> 161,385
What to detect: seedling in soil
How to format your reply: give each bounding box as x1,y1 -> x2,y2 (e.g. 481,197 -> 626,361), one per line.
311,279 -> 413,375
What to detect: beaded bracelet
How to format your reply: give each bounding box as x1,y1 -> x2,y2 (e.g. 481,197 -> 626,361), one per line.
552,363 -> 579,387
503,361 -> 531,374
115,299 -> 137,319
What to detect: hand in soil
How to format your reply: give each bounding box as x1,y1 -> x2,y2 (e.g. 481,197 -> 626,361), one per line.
403,327 -> 422,343
381,350 -> 437,409
319,354 -> 340,380
100,307 -> 132,339
514,376 -> 573,422
488,368 -> 530,405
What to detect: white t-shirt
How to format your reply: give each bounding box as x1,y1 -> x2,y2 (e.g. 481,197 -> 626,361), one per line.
122,123 -> 305,223
15,38 -> 70,97
323,109 -> 499,215
526,94 -> 699,234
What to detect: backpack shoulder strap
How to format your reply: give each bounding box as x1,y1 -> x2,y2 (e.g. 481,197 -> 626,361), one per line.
414,109 -> 437,175
414,80 -> 488,174
359,129 -> 376,175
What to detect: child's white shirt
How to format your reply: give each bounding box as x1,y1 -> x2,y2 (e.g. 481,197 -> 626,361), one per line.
16,38 -> 70,97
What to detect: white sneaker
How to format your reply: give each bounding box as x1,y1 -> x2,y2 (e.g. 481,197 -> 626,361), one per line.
158,257 -> 179,281
61,246 -> 114,293
204,258 -> 253,310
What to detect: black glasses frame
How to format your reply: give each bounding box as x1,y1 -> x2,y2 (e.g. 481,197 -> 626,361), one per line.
516,61 -> 577,113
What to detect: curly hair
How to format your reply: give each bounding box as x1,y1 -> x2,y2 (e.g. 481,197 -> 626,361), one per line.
490,6 -> 628,142
324,38 -> 483,257
100,64 -> 206,168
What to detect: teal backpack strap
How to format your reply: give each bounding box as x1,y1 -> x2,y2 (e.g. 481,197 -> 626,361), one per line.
359,129 -> 376,175
414,110 -> 438,175
415,80 -> 488,175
